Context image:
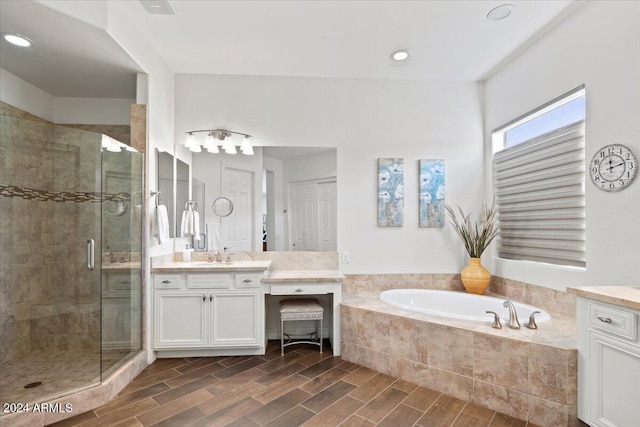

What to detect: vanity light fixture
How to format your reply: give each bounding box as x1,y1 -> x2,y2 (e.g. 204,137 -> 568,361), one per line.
182,129 -> 253,155
2,32 -> 33,47
390,49 -> 411,61
487,4 -> 515,21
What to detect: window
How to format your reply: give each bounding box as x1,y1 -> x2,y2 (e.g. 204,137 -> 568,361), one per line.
492,85 -> 586,268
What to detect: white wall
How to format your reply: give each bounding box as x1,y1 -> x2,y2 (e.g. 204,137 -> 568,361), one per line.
0,68 -> 54,121
53,97 -> 135,125
175,74 -> 484,274
484,1 -> 640,289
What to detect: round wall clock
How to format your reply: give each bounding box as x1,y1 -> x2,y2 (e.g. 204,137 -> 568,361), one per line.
589,144 -> 637,192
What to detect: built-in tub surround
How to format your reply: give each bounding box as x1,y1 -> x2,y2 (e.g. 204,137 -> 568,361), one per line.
343,273 -> 577,319
341,293 -> 578,426
380,289 -> 551,324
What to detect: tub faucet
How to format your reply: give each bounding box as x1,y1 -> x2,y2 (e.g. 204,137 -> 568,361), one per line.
503,301 -> 521,329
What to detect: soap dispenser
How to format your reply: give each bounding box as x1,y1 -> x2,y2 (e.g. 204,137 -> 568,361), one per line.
183,244 -> 192,262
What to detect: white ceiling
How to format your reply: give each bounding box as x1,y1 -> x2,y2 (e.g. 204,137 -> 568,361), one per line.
0,0 -> 581,98
0,0 -> 141,98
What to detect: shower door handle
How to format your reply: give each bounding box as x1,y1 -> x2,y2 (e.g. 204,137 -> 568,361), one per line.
87,239 -> 95,271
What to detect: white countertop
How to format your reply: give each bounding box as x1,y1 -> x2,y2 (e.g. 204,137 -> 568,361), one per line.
262,269 -> 345,283
569,286 -> 640,311
152,260 -> 272,273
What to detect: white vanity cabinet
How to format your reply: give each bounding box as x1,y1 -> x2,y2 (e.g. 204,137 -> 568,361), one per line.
153,271 -> 265,356
577,297 -> 640,426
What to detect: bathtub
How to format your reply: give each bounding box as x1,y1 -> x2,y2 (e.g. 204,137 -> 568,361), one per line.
380,289 -> 551,323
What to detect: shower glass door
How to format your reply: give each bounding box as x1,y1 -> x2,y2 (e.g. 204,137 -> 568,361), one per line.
0,116 -> 103,405
101,140 -> 143,377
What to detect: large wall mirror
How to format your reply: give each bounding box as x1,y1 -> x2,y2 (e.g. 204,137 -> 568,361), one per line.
157,150 -> 175,238
176,146 -> 336,252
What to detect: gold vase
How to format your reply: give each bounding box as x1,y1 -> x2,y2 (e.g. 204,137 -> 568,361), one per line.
461,257 -> 491,295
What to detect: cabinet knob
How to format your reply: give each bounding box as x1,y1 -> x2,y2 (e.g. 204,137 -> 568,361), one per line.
162,280 -> 171,284
209,294 -> 213,302
202,294 -> 206,302
597,316 -> 613,324
243,279 -> 252,283
295,288 -> 303,293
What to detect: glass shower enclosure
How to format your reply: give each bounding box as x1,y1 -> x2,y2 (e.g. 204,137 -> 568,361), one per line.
0,115 -> 142,407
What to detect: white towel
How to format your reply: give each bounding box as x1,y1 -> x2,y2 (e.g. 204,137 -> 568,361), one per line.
156,205 -> 170,244
193,211 -> 200,241
207,222 -> 221,251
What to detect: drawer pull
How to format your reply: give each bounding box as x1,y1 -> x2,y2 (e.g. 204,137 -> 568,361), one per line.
295,288 -> 303,293
202,293 -> 206,302
162,280 -> 171,284
243,279 -> 252,283
209,293 -> 213,302
597,316 -> 613,324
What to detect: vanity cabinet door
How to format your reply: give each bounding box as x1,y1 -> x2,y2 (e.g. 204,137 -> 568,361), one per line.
154,291 -> 208,348
588,330 -> 640,427
209,292 -> 262,347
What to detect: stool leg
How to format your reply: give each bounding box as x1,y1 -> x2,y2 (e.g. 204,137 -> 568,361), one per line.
281,318 -> 284,356
319,318 -> 323,353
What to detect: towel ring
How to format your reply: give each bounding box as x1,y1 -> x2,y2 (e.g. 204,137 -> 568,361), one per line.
151,191 -> 164,207
185,200 -> 198,211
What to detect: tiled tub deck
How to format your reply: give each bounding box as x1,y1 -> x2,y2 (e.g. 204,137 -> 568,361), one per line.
340,291 -> 578,427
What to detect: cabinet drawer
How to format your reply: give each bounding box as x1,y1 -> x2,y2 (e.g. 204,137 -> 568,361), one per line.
270,283 -> 328,295
187,273 -> 232,289
235,273 -> 262,289
589,302 -> 638,342
105,272 -> 140,291
154,274 -> 184,289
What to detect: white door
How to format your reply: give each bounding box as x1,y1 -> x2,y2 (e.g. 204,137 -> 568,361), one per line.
318,180 -> 337,251
222,167 -> 253,251
210,292 -> 261,347
289,182 -> 319,251
154,291 -> 207,348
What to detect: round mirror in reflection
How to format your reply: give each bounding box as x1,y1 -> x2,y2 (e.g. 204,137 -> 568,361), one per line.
212,197 -> 234,217
104,198 -> 128,216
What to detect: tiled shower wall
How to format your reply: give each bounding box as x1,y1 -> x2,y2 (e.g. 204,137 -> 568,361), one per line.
0,109 -> 103,363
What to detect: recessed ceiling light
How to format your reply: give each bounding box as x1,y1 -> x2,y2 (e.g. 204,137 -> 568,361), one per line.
390,50 -> 411,61
487,4 -> 515,21
2,33 -> 34,47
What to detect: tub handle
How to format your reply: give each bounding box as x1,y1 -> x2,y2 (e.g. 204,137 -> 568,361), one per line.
527,311 -> 541,330
486,311 -> 502,329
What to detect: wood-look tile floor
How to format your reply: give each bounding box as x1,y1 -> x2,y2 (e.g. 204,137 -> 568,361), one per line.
51,341 -> 545,427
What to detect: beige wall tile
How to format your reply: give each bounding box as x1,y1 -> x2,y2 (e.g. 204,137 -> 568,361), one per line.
529,344 -> 577,405
427,325 -> 473,376
427,367 -> 474,401
528,396 -> 576,427
473,334 -> 529,393
396,358 -> 429,385
473,380 -> 529,420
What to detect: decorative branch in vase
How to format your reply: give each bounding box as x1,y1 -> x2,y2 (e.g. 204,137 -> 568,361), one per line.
445,202 -> 499,295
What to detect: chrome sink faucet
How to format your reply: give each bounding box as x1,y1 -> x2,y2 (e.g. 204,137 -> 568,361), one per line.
503,301 -> 521,329
213,251 -> 223,263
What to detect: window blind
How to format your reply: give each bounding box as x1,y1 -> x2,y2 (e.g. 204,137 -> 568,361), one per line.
493,121 -> 585,267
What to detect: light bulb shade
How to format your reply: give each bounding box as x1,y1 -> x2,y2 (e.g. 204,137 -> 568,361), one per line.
189,143 -> 202,153
224,144 -> 237,154
204,134 -> 215,149
240,136 -> 252,152
207,144 -> 219,153
242,143 -> 254,155
221,135 -> 233,150
185,133 -> 196,148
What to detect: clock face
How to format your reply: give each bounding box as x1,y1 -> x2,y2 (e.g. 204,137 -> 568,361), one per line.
590,144 -> 637,192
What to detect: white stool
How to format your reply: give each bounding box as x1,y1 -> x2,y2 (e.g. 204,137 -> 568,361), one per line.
280,298 -> 323,356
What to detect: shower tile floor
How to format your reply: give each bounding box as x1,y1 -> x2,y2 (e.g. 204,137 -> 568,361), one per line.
0,349 -> 134,405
